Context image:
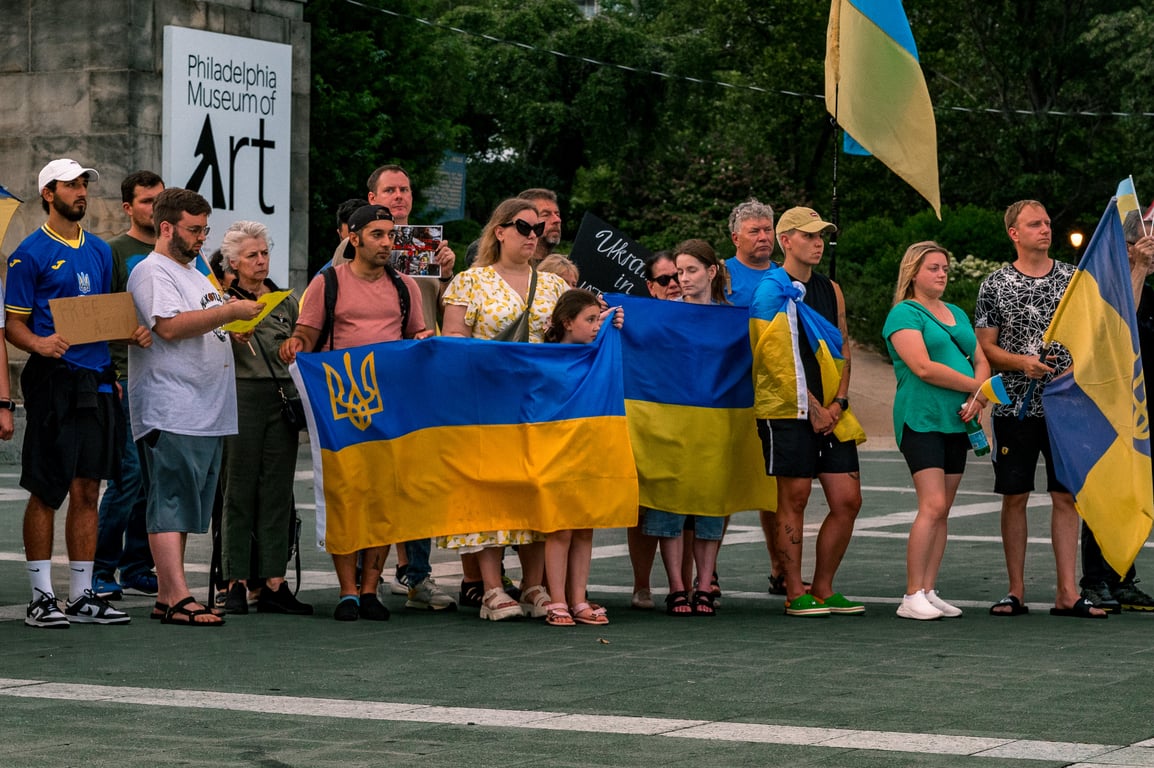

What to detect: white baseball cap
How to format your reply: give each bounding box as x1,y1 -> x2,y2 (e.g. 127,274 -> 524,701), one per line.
38,159 -> 99,192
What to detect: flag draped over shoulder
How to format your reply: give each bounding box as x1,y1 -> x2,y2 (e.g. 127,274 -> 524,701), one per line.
290,328 -> 638,555
749,268 -> 866,445
1042,198 -> 1153,576
825,0 -> 941,217
610,293 -> 776,517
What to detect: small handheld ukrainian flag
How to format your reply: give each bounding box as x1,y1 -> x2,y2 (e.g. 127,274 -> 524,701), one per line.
978,374 -> 1011,405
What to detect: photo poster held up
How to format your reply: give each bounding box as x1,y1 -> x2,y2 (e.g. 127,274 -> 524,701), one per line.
568,212 -> 652,297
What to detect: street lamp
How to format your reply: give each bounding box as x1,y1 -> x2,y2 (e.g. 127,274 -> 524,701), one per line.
1069,231 -> 1084,249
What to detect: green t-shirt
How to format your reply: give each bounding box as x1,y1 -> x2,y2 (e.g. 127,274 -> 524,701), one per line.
882,300 -> 976,444
107,233 -> 154,379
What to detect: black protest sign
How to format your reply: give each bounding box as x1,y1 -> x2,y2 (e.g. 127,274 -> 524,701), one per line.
568,212 -> 652,296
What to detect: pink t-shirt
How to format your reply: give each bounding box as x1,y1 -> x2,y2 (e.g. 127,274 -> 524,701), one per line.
298,264 -> 426,348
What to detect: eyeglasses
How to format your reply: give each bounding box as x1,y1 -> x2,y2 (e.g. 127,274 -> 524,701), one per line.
177,224 -> 211,238
500,219 -> 546,238
649,273 -> 679,287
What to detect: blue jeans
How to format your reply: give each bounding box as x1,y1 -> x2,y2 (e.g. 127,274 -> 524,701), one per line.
404,539 -> 431,584
94,383 -> 153,580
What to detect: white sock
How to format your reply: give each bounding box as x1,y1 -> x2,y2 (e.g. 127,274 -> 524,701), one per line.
69,561 -> 94,602
27,560 -> 53,601
904,590 -> 922,601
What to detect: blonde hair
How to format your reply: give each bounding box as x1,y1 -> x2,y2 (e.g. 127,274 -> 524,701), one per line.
538,254 -> 578,284
475,198 -> 539,268
893,240 -> 951,306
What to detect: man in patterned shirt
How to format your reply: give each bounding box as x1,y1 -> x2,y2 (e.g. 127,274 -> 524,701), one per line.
975,199 -> 1106,619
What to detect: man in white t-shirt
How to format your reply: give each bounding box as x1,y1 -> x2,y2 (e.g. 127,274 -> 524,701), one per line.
127,188 -> 261,627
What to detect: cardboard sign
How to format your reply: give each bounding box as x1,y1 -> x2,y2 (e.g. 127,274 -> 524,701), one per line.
49,292 -> 139,344
568,212 -> 652,296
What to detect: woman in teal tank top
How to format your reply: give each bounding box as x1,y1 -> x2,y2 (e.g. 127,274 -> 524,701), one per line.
882,242 -> 992,621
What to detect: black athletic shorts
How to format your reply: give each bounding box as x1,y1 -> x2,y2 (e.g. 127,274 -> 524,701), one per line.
991,414 -> 1067,495
757,418 -> 859,478
899,425 -> 969,475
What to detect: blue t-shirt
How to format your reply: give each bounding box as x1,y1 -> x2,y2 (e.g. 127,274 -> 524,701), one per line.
4,225 -> 113,371
725,257 -> 773,307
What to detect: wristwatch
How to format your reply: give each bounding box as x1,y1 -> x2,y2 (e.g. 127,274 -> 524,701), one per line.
832,397 -> 849,410
0,398 -> 16,411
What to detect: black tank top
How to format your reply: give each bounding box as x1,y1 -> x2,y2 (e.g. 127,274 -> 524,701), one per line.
787,269 -> 838,403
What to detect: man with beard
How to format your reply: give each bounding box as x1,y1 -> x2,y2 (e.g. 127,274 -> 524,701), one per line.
92,170 -> 166,601
5,159 -> 151,628
518,188 -> 563,264
127,188 -> 262,626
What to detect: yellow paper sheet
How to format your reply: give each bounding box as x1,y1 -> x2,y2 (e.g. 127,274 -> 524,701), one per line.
221,289 -> 294,333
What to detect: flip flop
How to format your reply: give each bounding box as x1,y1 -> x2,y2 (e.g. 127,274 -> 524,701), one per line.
989,594 -> 1029,616
1050,597 -> 1108,619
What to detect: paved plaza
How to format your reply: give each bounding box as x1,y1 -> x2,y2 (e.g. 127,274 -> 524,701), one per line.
2,346 -> 1153,767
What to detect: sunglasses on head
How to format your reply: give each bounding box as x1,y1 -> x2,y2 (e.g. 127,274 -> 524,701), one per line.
501,219 -> 546,238
650,273 -> 679,287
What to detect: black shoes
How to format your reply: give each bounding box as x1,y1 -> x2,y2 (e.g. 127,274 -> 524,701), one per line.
257,582 -> 314,615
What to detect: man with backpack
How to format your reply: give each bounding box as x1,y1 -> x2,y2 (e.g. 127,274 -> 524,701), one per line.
278,204 -> 451,621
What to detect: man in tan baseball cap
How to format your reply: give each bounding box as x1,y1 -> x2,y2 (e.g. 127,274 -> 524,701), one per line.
751,205 -> 864,618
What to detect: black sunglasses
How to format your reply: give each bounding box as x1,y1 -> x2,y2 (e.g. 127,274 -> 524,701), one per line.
501,219 -> 546,238
649,273 -> 679,287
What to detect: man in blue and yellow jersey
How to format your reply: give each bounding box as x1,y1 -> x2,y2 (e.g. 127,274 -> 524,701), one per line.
5,159 -> 151,629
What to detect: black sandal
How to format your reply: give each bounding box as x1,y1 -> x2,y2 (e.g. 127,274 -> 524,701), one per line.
693,590 -> 717,617
162,596 -> 225,627
665,590 -> 692,617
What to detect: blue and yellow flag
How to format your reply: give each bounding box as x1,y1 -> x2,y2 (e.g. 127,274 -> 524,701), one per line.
0,184 -> 23,252
749,268 -> 867,445
290,328 -> 638,555
1116,176 -> 1140,226
611,294 -> 776,516
825,0 -> 941,217
1042,198 -> 1153,576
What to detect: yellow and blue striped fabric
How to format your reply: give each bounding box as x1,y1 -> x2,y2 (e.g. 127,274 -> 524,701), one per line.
291,327 -> 638,555
825,0 -> 940,217
0,184 -> 21,248
749,268 -> 866,445
1042,198 -> 1153,576
612,293 -> 776,517
1116,176 -> 1140,226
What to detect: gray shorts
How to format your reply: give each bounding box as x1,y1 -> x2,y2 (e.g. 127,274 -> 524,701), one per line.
140,430 -> 223,534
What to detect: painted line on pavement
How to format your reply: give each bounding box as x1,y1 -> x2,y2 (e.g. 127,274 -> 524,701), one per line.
0,677 -> 1146,764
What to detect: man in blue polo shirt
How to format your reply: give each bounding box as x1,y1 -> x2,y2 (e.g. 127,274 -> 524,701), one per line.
5,159 -> 152,628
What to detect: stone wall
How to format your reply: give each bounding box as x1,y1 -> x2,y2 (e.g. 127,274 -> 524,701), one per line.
0,0 -> 310,291
0,0 -> 310,411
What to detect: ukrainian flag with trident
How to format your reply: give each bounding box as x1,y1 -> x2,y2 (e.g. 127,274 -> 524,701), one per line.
1042,196 -> 1153,577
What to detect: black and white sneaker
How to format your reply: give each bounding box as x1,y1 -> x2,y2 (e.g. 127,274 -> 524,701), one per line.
64,590 -> 131,624
25,590 -> 69,629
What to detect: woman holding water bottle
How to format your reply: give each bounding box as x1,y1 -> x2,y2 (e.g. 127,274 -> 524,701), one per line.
883,242 -> 991,620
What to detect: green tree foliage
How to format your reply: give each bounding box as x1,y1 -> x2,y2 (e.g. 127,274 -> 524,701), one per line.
306,0 -> 1153,342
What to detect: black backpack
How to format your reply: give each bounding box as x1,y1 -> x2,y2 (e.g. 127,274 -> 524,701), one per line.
313,264 -> 412,352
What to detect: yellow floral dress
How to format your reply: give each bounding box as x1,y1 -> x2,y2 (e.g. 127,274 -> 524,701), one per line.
437,265 -> 570,551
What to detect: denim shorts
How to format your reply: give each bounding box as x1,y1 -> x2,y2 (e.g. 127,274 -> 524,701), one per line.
642,508 -> 726,540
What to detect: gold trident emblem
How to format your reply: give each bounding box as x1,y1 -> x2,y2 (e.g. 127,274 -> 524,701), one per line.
324,351 -> 383,431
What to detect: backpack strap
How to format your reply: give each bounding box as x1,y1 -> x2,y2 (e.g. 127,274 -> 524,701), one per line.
384,264 -> 412,337
313,267 -> 340,352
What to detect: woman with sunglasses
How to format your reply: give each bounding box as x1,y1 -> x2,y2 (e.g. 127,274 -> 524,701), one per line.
440,198 -> 570,621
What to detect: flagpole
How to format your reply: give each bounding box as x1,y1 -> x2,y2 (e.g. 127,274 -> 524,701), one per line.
830,88 -> 840,282
1131,175 -> 1150,237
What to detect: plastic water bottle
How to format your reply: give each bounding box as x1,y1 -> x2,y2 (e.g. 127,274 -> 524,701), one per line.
965,418 -> 990,456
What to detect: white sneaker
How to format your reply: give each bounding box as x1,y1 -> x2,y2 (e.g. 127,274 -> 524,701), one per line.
896,590 -> 943,621
406,576 -> 458,611
64,590 -> 131,624
25,590 -> 69,629
389,567 -> 410,596
925,589 -> 963,617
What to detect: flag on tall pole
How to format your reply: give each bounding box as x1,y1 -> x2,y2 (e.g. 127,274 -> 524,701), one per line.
1041,198 -> 1153,576
825,0 -> 941,217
